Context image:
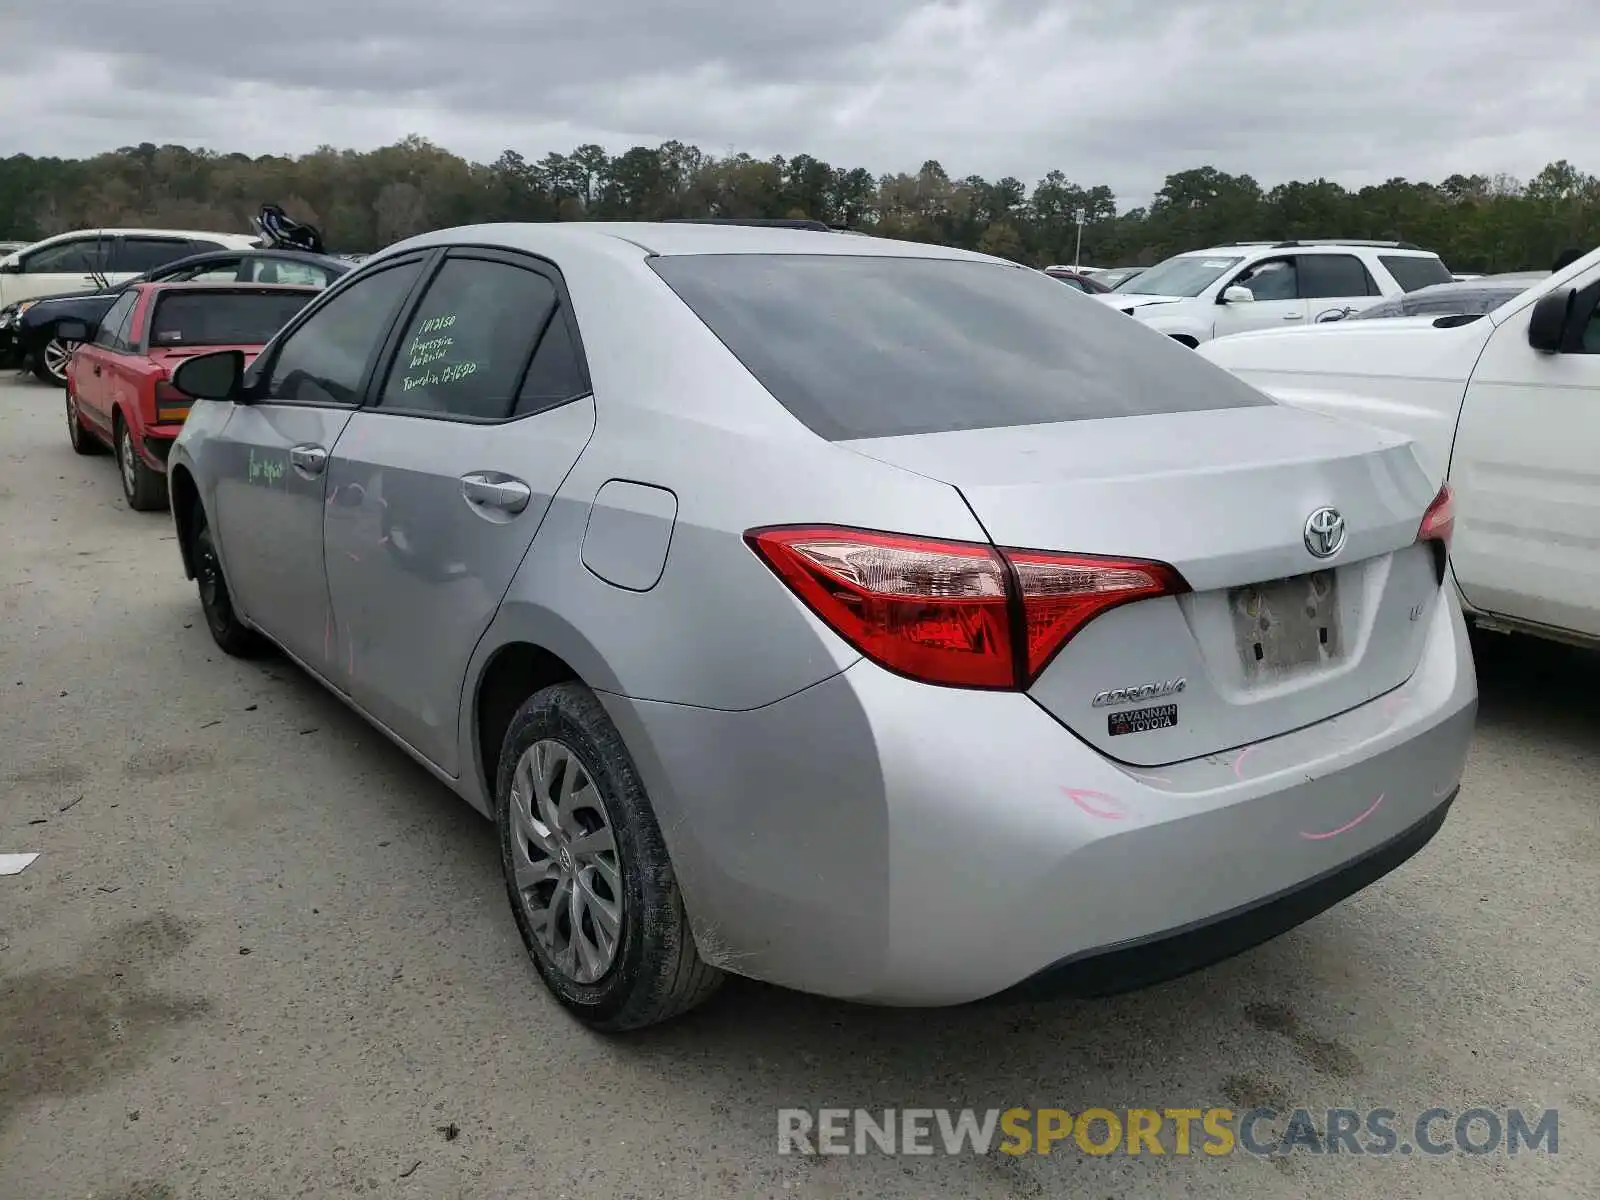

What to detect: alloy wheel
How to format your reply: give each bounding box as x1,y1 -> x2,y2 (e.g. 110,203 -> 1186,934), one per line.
120,428 -> 138,496
507,739 -> 625,985
43,338 -> 76,384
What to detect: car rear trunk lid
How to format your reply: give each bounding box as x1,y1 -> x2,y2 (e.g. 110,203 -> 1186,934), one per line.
841,404 -> 1443,766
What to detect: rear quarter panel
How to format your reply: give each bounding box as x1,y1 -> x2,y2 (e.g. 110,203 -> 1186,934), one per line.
466,242 -> 995,711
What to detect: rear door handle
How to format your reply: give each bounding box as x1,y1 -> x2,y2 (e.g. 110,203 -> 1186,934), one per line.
1282,313 -> 1303,320
92,364 -> 102,376
290,444 -> 327,476
461,472 -> 531,514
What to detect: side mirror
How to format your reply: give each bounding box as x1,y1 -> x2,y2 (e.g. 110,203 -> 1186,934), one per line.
171,349 -> 247,402
54,320 -> 90,341
1221,285 -> 1255,304
1526,288 -> 1574,353
0,260 -> 19,274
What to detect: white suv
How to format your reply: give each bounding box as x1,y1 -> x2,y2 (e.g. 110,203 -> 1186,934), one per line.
1096,240 -> 1454,345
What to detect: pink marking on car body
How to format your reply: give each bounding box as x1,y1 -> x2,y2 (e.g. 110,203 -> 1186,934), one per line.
1062,788 -> 1127,820
1232,746 -> 1256,779
346,550 -> 360,562
1300,794 -> 1384,841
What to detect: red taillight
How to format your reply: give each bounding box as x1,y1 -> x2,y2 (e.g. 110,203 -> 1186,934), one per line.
1006,549 -> 1190,679
1417,483 -> 1454,546
154,380 -> 192,424
745,525 -> 1187,689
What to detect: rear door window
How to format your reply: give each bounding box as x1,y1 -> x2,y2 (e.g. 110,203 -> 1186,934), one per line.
650,254 -> 1272,441
376,255 -> 560,420
116,237 -> 198,274
513,310 -> 590,417
1379,255 -> 1454,292
1298,254 -> 1379,298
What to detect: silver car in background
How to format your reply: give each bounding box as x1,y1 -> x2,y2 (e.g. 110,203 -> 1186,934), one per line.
163,222 -> 1477,1030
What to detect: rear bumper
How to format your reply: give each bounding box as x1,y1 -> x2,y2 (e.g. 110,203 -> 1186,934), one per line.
141,425 -> 182,470
600,588 -> 1477,1006
1000,787 -> 1455,1000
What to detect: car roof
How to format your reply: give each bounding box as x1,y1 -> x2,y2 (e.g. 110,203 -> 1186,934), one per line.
380,221 -> 1004,263
1181,242 -> 1440,258
29,228 -> 258,243
155,246 -> 346,267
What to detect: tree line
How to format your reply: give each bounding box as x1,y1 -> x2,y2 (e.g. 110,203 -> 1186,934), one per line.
2,136 -> 1595,274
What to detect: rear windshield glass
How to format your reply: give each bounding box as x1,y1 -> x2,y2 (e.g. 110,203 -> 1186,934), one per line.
1379,255 -> 1453,292
650,254 -> 1273,440
148,290 -> 314,347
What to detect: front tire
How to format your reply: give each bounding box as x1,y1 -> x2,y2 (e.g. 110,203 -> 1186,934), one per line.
498,682 -> 722,1031
34,336 -> 78,387
116,416 -> 168,511
191,509 -> 265,657
66,390 -> 105,455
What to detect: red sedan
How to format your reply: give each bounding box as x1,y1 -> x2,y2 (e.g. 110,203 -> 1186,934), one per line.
63,282 -> 318,510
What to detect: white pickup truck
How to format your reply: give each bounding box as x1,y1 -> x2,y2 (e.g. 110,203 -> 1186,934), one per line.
1199,246 -> 1600,649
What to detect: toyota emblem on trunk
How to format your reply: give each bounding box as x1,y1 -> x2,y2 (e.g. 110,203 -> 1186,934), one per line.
1304,507 -> 1346,558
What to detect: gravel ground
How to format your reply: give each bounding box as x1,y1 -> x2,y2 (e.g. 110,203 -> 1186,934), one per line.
1,374 -> 1596,1199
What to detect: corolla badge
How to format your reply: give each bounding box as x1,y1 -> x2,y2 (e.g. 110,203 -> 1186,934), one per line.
1092,679 -> 1186,708
1303,507 -> 1346,559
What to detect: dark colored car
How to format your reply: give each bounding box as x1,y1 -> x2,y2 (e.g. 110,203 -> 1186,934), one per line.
4,248 -> 349,385
64,281 -> 320,509
1333,273 -> 1547,323
1043,268 -> 1112,294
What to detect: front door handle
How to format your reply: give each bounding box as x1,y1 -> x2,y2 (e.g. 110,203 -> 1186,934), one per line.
290,444 -> 327,476
1282,313 -> 1303,320
461,472 -> 531,514
92,364 -> 102,376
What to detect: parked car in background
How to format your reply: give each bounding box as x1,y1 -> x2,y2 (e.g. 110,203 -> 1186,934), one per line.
1200,246 -> 1600,650
1100,240 -> 1454,345
161,222 -> 1473,1032
1042,267 -> 1111,293
0,240 -> 31,256
5,248 -> 350,384
0,228 -> 259,312
1327,273 -> 1548,323
1087,265 -> 1147,290
63,282 -> 319,510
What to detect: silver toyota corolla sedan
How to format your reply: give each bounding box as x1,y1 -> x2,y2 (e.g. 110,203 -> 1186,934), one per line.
163,222 -> 1477,1031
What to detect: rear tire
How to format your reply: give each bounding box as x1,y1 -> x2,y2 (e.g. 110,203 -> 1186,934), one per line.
116,415 -> 168,512
497,682 -> 722,1031
191,509 -> 265,657
34,336 -> 77,387
66,390 -> 105,456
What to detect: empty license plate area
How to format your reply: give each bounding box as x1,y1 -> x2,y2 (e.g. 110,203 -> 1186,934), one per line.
1230,569 -> 1341,680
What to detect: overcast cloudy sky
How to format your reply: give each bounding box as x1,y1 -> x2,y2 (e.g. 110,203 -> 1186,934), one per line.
1,0 -> 1595,205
